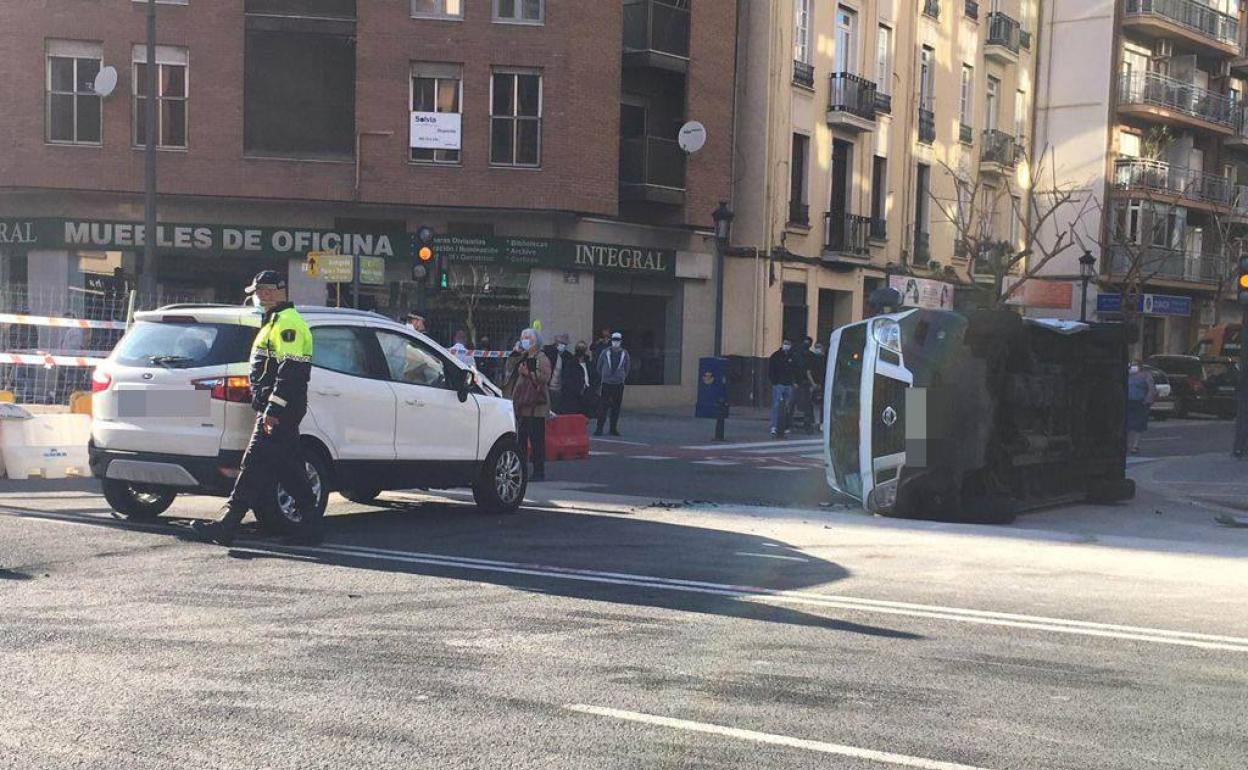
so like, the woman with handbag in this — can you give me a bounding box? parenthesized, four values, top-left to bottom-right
(505, 328, 553, 481)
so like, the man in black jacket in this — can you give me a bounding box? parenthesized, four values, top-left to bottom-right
(768, 338, 796, 438)
(191, 271, 318, 546)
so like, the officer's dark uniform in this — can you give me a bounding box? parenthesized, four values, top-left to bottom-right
(192, 271, 317, 544)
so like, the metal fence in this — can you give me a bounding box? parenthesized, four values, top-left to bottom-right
(0, 283, 198, 406)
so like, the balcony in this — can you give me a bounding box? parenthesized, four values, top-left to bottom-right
(918, 102, 936, 144)
(870, 216, 888, 241)
(1122, 0, 1239, 57)
(1117, 71, 1235, 135)
(793, 60, 815, 89)
(964, 0, 979, 21)
(1113, 157, 1240, 212)
(824, 211, 871, 260)
(1226, 105, 1248, 150)
(913, 229, 932, 265)
(826, 73, 878, 132)
(959, 123, 974, 144)
(980, 129, 1019, 175)
(923, 0, 940, 19)
(985, 13, 1022, 63)
(1106, 245, 1226, 287)
(1231, 52, 1248, 80)
(622, 0, 690, 73)
(789, 201, 811, 227)
(619, 135, 686, 205)
(875, 92, 893, 115)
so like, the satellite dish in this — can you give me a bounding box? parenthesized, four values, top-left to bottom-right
(93, 66, 118, 98)
(678, 121, 707, 154)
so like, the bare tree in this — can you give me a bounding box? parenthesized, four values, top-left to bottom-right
(1201, 192, 1245, 328)
(442, 263, 510, 344)
(929, 143, 1096, 309)
(1087, 190, 1182, 337)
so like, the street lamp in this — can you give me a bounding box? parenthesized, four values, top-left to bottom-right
(711, 201, 734, 441)
(1079, 249, 1096, 323)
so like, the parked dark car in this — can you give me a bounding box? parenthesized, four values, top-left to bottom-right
(1140, 364, 1174, 419)
(1146, 355, 1240, 419)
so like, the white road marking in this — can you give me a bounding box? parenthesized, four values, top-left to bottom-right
(692, 460, 740, 466)
(734, 551, 809, 562)
(7, 506, 1248, 653)
(760, 466, 810, 472)
(628, 455, 673, 461)
(565, 705, 997, 770)
(592, 438, 648, 446)
(683, 438, 823, 451)
(1126, 457, 1159, 465)
(742, 444, 826, 455)
(588, 451, 613, 457)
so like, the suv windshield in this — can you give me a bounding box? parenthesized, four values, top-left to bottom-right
(828, 323, 867, 498)
(113, 322, 256, 369)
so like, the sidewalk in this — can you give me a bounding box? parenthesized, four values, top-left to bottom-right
(589, 405, 785, 448)
(1135, 452, 1248, 513)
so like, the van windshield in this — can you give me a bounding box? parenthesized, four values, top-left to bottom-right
(828, 323, 867, 498)
(113, 322, 255, 369)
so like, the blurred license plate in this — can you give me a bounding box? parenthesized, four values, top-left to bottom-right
(118, 390, 211, 418)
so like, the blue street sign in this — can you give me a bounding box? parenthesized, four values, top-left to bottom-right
(1095, 293, 1191, 317)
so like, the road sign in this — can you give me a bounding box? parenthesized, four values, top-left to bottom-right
(358, 255, 385, 285)
(313, 253, 355, 283)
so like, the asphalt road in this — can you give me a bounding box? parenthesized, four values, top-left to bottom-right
(2, 481, 1246, 770)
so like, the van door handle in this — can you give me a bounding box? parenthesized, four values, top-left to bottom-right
(315, 387, 342, 397)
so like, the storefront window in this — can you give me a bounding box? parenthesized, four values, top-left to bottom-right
(593, 278, 683, 386)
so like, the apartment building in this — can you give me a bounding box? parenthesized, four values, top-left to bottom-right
(730, 0, 1040, 386)
(1036, 0, 1244, 356)
(0, 0, 734, 407)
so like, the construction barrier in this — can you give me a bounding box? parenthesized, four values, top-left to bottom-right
(0, 312, 128, 330)
(545, 413, 590, 461)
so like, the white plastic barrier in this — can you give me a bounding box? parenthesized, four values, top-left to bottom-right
(0, 414, 91, 479)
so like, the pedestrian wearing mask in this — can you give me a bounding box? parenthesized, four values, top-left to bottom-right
(595, 332, 630, 436)
(809, 339, 827, 430)
(506, 328, 552, 481)
(791, 337, 818, 434)
(768, 338, 796, 438)
(571, 341, 594, 416)
(1126, 361, 1156, 454)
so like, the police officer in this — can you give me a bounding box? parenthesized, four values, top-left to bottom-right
(190, 271, 319, 546)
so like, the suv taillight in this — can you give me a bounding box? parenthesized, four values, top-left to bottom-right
(1188, 376, 1204, 393)
(91, 369, 112, 393)
(193, 376, 251, 403)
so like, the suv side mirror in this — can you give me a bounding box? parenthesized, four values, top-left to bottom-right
(453, 367, 474, 403)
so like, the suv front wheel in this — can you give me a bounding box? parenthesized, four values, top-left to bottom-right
(101, 479, 177, 521)
(473, 437, 526, 514)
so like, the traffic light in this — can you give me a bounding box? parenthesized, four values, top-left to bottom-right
(1239, 253, 1248, 306)
(411, 225, 436, 283)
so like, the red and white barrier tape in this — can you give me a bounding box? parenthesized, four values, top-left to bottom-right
(466, 350, 510, 359)
(0, 352, 105, 367)
(0, 312, 128, 330)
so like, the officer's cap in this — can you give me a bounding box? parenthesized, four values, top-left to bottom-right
(245, 270, 287, 294)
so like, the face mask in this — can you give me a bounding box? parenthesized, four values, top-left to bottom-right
(813, 347, 823, 356)
(782, 344, 792, 352)
(557, 343, 567, 353)
(611, 341, 622, 348)
(520, 338, 533, 351)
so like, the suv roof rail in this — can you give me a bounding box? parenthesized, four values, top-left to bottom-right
(152, 303, 242, 311)
(296, 305, 396, 321)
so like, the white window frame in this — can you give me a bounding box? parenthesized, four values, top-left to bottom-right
(410, 62, 463, 165)
(132, 45, 189, 150)
(490, 69, 542, 167)
(795, 0, 812, 64)
(960, 64, 974, 129)
(1009, 195, 1021, 247)
(986, 76, 1001, 132)
(918, 46, 935, 108)
(411, 0, 463, 19)
(875, 25, 893, 95)
(493, 0, 544, 25)
(46, 40, 104, 146)
(1014, 89, 1026, 140)
(835, 6, 858, 75)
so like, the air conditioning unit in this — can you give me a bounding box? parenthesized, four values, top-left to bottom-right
(1153, 39, 1174, 59)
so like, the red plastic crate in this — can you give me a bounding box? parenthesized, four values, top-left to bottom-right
(545, 413, 589, 461)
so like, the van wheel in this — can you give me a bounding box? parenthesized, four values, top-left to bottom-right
(102, 479, 176, 521)
(473, 438, 526, 514)
(339, 486, 382, 505)
(1087, 478, 1136, 504)
(254, 450, 331, 535)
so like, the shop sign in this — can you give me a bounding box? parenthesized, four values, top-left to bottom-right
(889, 275, 955, 310)
(0, 221, 37, 246)
(433, 235, 676, 277)
(1096, 293, 1192, 317)
(27, 218, 403, 260)
(409, 112, 461, 150)
(1003, 279, 1074, 309)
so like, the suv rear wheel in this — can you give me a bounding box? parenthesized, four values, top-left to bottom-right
(253, 451, 331, 535)
(473, 437, 526, 514)
(101, 479, 176, 521)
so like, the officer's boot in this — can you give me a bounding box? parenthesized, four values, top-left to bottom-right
(188, 504, 245, 546)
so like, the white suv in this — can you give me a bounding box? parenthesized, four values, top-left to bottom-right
(89, 305, 525, 530)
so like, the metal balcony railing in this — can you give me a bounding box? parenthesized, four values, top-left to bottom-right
(875, 92, 893, 115)
(828, 73, 878, 122)
(793, 60, 815, 89)
(913, 229, 931, 265)
(964, 0, 979, 21)
(1124, 0, 1239, 49)
(960, 123, 974, 144)
(789, 201, 811, 227)
(1107, 245, 1225, 285)
(981, 129, 1019, 167)
(1118, 71, 1235, 128)
(923, 0, 940, 19)
(1113, 157, 1236, 208)
(623, 0, 691, 60)
(619, 136, 686, 190)
(870, 216, 888, 241)
(1020, 29, 1032, 50)
(918, 101, 936, 144)
(986, 12, 1022, 54)
(825, 211, 871, 255)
